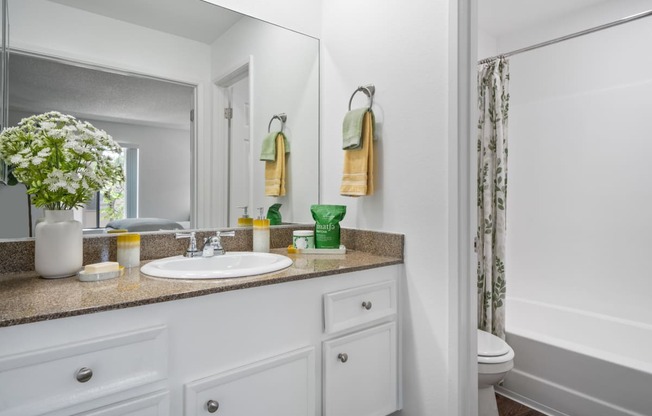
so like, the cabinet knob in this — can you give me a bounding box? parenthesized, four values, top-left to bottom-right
(362, 301, 372, 310)
(75, 367, 93, 383)
(206, 400, 220, 413)
(337, 352, 348, 363)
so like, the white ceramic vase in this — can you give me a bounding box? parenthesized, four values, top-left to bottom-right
(35, 209, 83, 279)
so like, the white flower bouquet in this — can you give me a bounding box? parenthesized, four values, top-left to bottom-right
(0, 111, 125, 210)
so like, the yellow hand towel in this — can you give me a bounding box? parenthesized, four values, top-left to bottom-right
(340, 111, 374, 196)
(265, 133, 287, 196)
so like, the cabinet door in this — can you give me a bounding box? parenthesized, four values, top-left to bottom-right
(72, 391, 169, 416)
(184, 347, 315, 416)
(323, 322, 398, 416)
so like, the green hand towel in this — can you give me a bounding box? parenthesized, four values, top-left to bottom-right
(343, 108, 374, 150)
(260, 131, 290, 161)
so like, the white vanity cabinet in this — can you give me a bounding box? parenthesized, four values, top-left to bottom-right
(322, 281, 399, 416)
(0, 265, 400, 416)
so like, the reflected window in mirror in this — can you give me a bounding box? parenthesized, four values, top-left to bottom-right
(80, 146, 138, 230)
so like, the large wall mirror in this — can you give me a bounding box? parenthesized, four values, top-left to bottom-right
(0, 0, 320, 239)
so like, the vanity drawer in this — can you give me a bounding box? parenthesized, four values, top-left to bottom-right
(0, 325, 168, 416)
(324, 280, 397, 334)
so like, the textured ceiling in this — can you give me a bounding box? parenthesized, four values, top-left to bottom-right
(9, 53, 194, 129)
(19, 0, 246, 128)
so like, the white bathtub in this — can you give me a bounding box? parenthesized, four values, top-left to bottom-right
(498, 297, 652, 416)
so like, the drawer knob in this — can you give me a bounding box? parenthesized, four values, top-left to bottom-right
(337, 352, 348, 363)
(362, 301, 372, 310)
(207, 400, 220, 413)
(75, 367, 93, 383)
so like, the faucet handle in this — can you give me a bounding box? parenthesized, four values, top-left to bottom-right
(203, 231, 235, 256)
(216, 230, 236, 238)
(175, 231, 201, 257)
(175, 231, 196, 240)
(204, 231, 235, 245)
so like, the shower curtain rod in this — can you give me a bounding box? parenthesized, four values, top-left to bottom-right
(478, 9, 652, 64)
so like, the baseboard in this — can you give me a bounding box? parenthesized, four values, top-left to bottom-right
(500, 369, 647, 416)
(495, 386, 567, 416)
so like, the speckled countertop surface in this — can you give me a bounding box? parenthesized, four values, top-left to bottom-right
(0, 248, 402, 328)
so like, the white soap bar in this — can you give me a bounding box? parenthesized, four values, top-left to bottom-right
(84, 261, 120, 274)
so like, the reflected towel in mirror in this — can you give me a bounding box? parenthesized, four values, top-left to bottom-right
(260, 131, 290, 161)
(264, 133, 288, 196)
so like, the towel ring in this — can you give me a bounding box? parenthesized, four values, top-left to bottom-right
(348, 84, 375, 111)
(268, 113, 287, 133)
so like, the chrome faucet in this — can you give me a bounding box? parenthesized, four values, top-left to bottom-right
(175, 231, 202, 258)
(202, 231, 236, 257)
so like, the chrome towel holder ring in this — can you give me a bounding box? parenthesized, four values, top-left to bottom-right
(268, 113, 287, 133)
(348, 84, 375, 111)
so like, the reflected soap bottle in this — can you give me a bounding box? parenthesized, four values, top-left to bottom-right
(253, 207, 270, 253)
(237, 206, 253, 227)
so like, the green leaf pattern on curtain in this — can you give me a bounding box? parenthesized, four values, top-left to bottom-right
(477, 57, 509, 339)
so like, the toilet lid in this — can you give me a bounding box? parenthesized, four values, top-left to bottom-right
(477, 329, 510, 357)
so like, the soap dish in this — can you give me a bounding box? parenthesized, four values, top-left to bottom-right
(78, 266, 125, 282)
(288, 245, 346, 255)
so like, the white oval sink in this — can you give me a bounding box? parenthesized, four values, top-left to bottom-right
(140, 252, 293, 279)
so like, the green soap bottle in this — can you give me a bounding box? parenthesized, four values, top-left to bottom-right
(267, 203, 283, 226)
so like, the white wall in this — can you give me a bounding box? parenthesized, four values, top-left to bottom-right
(321, 0, 454, 414)
(477, 27, 497, 60)
(7, 0, 213, 227)
(0, 181, 33, 239)
(209, 0, 461, 413)
(211, 17, 319, 224)
(503, 4, 652, 325)
(88, 120, 191, 222)
(202, 0, 322, 38)
(496, 0, 652, 55)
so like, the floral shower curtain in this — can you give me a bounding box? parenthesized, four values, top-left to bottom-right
(477, 57, 509, 339)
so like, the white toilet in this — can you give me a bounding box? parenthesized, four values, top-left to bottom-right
(477, 329, 515, 416)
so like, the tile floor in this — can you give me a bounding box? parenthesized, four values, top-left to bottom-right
(496, 394, 546, 416)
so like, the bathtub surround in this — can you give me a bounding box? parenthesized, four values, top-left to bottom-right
(498, 297, 652, 416)
(476, 57, 510, 339)
(478, 3, 652, 414)
(480, 0, 652, 326)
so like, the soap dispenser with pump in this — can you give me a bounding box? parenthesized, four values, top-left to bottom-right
(253, 207, 270, 252)
(237, 206, 253, 227)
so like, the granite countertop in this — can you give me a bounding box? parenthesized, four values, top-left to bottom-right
(0, 248, 402, 328)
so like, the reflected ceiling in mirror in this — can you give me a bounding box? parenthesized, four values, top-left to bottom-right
(0, 0, 320, 239)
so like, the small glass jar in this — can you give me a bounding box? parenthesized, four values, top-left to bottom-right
(117, 233, 140, 268)
(293, 230, 315, 250)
